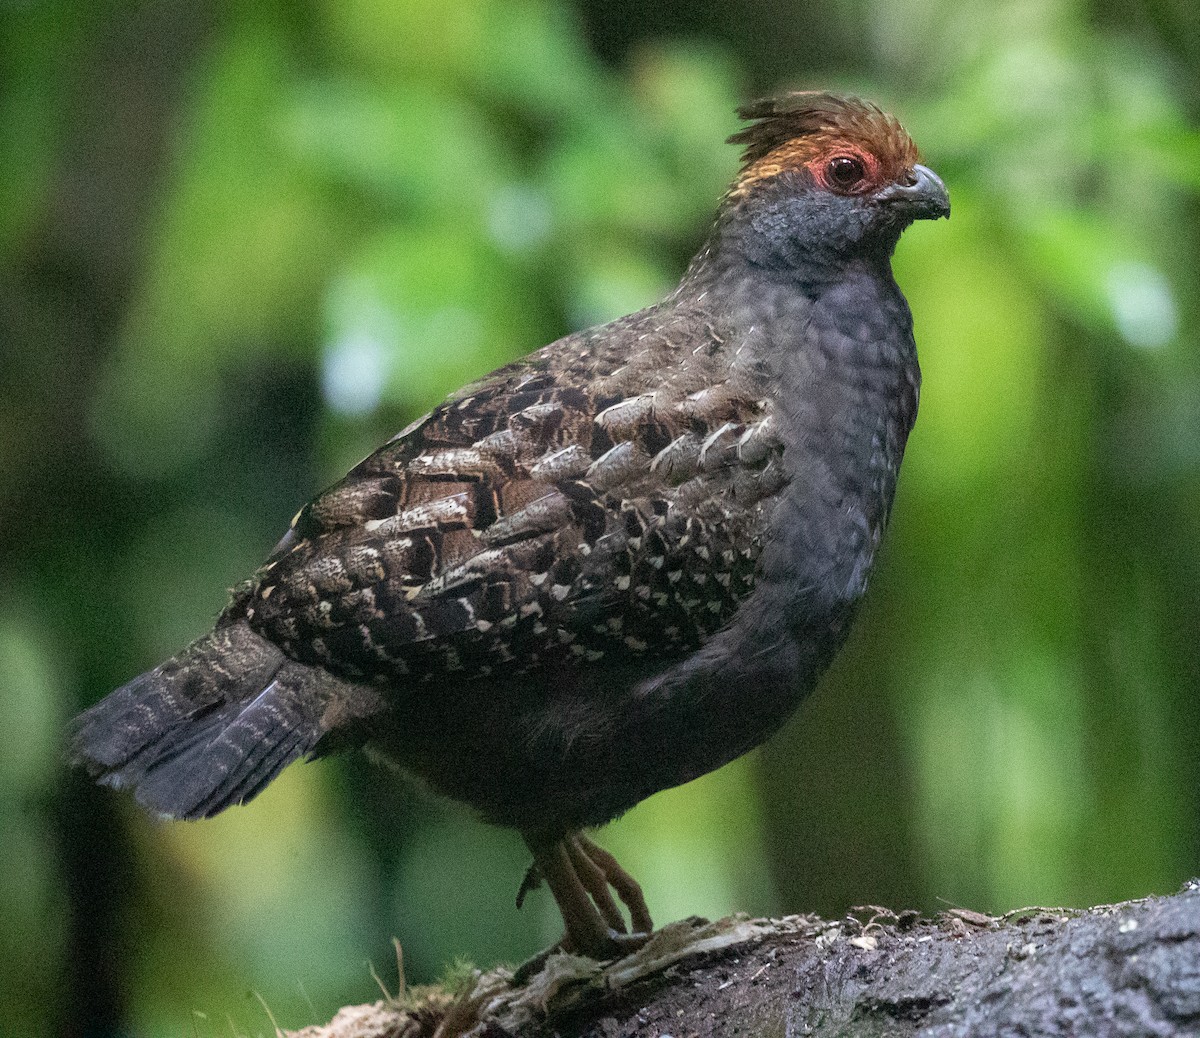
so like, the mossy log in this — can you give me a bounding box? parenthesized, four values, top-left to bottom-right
(289, 881, 1200, 1038)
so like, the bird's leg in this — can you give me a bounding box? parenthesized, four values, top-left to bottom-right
(523, 835, 651, 961)
(578, 834, 654, 935)
(565, 836, 628, 934)
(525, 839, 612, 957)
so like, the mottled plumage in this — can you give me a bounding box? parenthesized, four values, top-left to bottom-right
(72, 92, 949, 958)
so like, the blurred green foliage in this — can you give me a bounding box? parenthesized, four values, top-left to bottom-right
(1, 0, 1198, 1034)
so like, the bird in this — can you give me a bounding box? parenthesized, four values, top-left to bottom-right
(72, 91, 949, 961)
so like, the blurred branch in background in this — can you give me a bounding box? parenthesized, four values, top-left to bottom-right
(0, 0, 1197, 1034)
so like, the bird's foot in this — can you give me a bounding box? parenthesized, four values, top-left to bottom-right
(521, 832, 654, 964)
(574, 834, 653, 935)
(511, 926, 650, 986)
(561, 925, 651, 958)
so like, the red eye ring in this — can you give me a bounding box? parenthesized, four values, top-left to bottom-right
(826, 154, 867, 190)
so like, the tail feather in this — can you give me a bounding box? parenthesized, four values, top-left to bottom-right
(71, 622, 382, 820)
(205, 725, 309, 817)
(153, 680, 315, 820)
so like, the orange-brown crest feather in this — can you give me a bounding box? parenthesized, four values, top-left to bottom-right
(727, 92, 920, 194)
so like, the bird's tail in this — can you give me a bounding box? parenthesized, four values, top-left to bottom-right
(70, 621, 381, 820)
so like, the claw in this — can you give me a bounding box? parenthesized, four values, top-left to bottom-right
(515, 862, 543, 910)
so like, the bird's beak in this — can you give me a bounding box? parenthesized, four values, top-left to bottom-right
(879, 164, 950, 220)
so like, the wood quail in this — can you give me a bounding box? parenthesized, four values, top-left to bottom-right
(72, 92, 949, 959)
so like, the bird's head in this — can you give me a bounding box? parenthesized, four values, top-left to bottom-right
(718, 92, 949, 271)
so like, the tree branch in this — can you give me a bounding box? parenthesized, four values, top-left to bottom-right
(288, 881, 1200, 1038)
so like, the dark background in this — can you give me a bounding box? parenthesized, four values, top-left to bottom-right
(2, 0, 1198, 1034)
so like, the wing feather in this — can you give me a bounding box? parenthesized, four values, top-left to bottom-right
(236, 308, 785, 687)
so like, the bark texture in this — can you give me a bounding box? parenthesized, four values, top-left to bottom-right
(288, 881, 1200, 1038)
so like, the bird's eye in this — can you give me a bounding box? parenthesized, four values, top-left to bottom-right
(826, 155, 867, 190)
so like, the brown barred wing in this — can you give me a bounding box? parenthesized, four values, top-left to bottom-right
(238, 318, 787, 692)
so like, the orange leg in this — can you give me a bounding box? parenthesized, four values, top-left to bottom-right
(522, 833, 654, 960)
